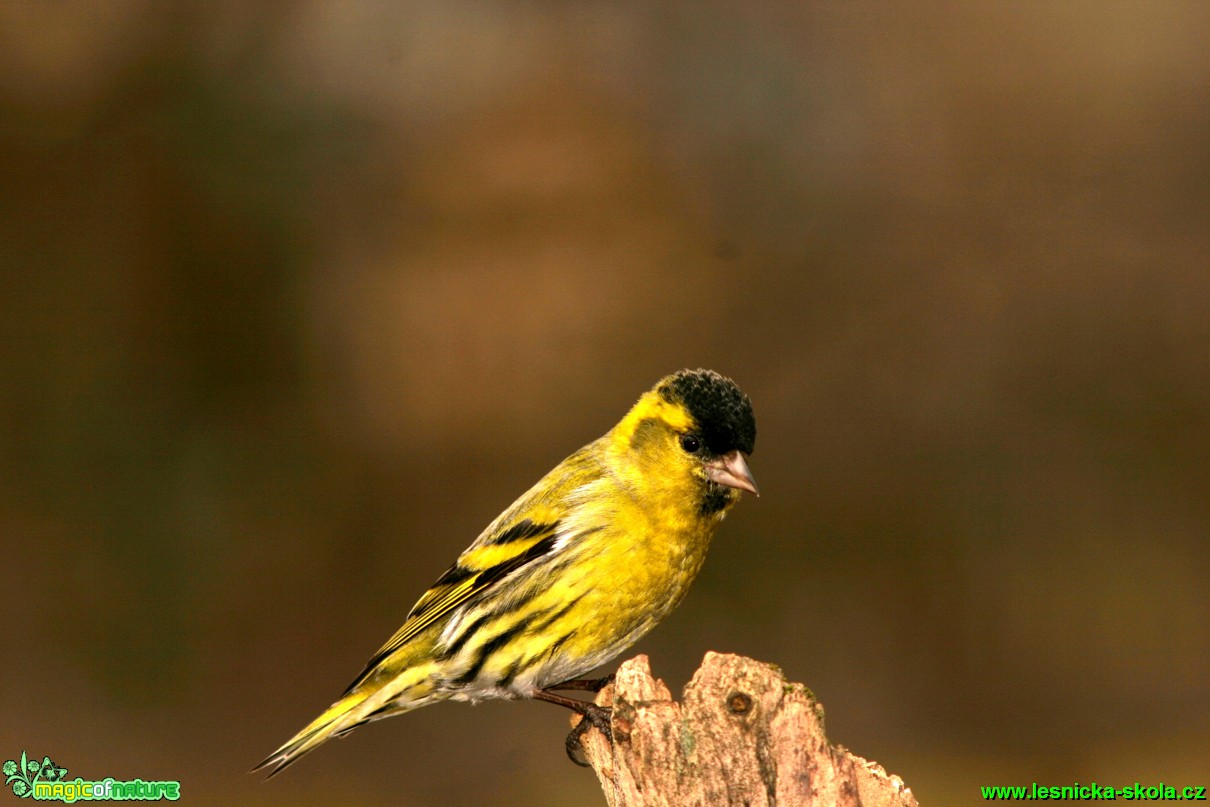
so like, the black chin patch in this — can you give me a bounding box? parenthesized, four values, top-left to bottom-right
(700, 482, 734, 515)
(658, 369, 756, 456)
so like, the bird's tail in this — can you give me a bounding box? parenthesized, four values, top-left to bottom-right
(253, 660, 440, 778)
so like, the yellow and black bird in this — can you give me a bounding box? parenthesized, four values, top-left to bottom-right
(256, 368, 757, 775)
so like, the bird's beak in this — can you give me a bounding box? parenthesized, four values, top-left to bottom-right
(705, 450, 759, 496)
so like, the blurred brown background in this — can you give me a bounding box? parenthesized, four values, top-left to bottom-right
(3, 2, 1208, 804)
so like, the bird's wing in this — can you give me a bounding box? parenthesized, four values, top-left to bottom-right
(341, 444, 605, 695)
(341, 517, 561, 694)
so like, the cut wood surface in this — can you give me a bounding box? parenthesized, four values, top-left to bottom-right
(575, 653, 918, 807)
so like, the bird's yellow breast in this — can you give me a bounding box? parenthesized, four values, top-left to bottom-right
(520, 449, 723, 673)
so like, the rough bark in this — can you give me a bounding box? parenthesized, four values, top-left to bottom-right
(575, 653, 918, 807)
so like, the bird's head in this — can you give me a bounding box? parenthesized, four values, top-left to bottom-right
(611, 369, 757, 516)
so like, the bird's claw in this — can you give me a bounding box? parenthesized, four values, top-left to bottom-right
(565, 703, 613, 767)
(586, 674, 615, 693)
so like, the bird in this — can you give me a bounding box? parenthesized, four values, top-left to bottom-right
(255, 368, 757, 776)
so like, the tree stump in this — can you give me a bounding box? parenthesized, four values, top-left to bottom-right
(575, 653, 918, 807)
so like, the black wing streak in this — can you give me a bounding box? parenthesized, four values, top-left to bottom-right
(343, 533, 561, 694)
(484, 518, 553, 546)
(453, 620, 532, 685)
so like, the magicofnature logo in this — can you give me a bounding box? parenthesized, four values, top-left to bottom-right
(3, 751, 179, 802)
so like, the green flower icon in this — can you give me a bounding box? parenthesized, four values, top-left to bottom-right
(4, 751, 68, 798)
(5, 752, 45, 798)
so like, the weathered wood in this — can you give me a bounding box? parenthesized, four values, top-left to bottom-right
(575, 653, 918, 807)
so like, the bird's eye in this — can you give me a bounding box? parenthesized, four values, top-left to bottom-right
(679, 433, 701, 454)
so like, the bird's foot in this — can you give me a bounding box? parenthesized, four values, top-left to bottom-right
(531, 687, 615, 767)
(565, 703, 613, 767)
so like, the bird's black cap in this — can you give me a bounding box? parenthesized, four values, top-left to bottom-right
(658, 369, 756, 456)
